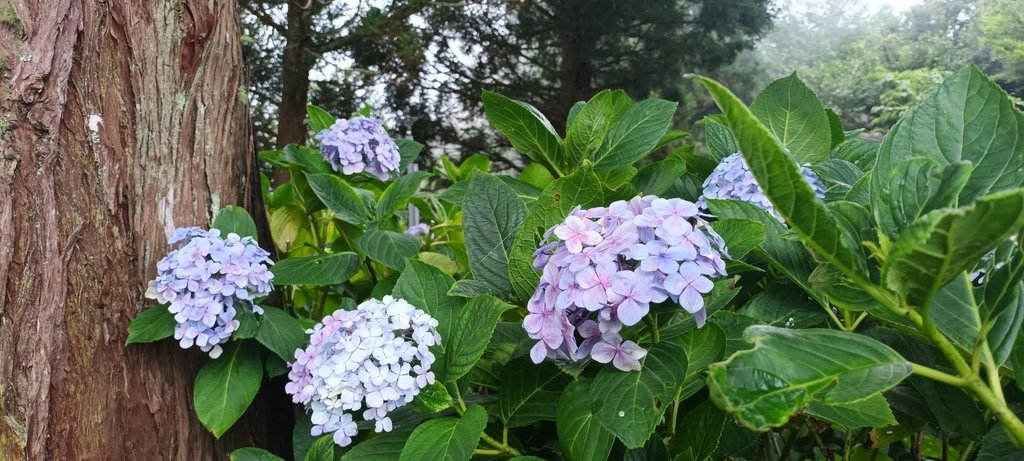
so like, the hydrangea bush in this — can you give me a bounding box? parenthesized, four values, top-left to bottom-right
(129, 67, 1024, 461)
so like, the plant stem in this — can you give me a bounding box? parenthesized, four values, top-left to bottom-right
(823, 304, 846, 330)
(481, 432, 523, 457)
(910, 363, 967, 387)
(451, 382, 467, 414)
(473, 448, 503, 456)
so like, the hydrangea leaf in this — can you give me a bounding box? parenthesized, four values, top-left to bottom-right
(632, 156, 686, 196)
(255, 307, 306, 362)
(394, 259, 464, 378)
(703, 115, 738, 162)
(736, 283, 826, 329)
(669, 400, 727, 461)
(193, 341, 263, 437)
(697, 76, 866, 278)
(411, 382, 454, 414)
(592, 98, 677, 171)
(457, 174, 527, 295)
(707, 326, 911, 431)
(872, 66, 1024, 240)
(125, 304, 175, 345)
(882, 188, 1024, 306)
(520, 162, 555, 189)
(589, 341, 688, 448)
(482, 90, 564, 175)
(377, 171, 432, 221)
(441, 294, 513, 382)
(813, 159, 864, 203)
(826, 108, 845, 149)
(355, 230, 422, 270)
(977, 424, 1019, 461)
(509, 165, 604, 299)
(306, 173, 373, 225)
(230, 447, 285, 461)
(805, 392, 897, 428)
(344, 429, 413, 461)
(830, 138, 879, 172)
(306, 104, 335, 133)
(398, 404, 487, 461)
(708, 218, 764, 259)
(557, 379, 615, 461)
(499, 358, 571, 427)
(303, 436, 334, 461)
(270, 252, 360, 285)
(212, 205, 258, 240)
(564, 89, 632, 165)
(750, 73, 832, 164)
(930, 274, 981, 351)
(395, 138, 424, 171)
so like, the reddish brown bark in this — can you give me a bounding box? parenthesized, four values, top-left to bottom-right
(0, 1, 278, 459)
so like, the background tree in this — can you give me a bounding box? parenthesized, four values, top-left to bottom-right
(0, 0, 284, 458)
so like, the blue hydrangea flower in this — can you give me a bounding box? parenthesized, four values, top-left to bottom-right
(698, 152, 825, 220)
(525, 196, 729, 371)
(285, 296, 440, 447)
(405, 223, 430, 237)
(315, 117, 402, 180)
(145, 227, 274, 358)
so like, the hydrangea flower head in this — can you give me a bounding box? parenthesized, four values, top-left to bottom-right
(405, 223, 430, 237)
(145, 227, 274, 358)
(285, 296, 441, 447)
(525, 196, 728, 372)
(315, 117, 402, 180)
(698, 152, 825, 220)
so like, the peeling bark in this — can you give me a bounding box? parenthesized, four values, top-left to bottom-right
(0, 1, 280, 459)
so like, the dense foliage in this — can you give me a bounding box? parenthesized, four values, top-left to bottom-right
(129, 65, 1024, 460)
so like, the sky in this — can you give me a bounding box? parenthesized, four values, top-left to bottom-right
(859, 0, 923, 13)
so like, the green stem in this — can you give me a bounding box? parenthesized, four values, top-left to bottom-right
(473, 448, 503, 456)
(967, 378, 1024, 447)
(980, 340, 1007, 404)
(450, 382, 467, 414)
(481, 432, 523, 457)
(849, 311, 869, 330)
(823, 304, 846, 330)
(911, 363, 967, 387)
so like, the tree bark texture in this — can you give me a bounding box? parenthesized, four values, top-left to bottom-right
(0, 1, 278, 459)
(275, 0, 314, 151)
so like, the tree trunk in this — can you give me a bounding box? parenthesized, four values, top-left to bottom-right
(556, 0, 595, 133)
(271, 0, 315, 185)
(0, 1, 280, 459)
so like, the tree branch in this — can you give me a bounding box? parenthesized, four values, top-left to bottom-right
(244, 4, 287, 36)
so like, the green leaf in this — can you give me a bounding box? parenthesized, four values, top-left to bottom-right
(304, 436, 334, 461)
(194, 341, 263, 437)
(482, 90, 564, 173)
(633, 156, 686, 196)
(986, 290, 1024, 366)
(499, 358, 570, 427)
(126, 306, 175, 345)
(977, 424, 1019, 461)
(676, 323, 726, 376)
(213, 205, 258, 240)
(883, 189, 1024, 305)
(411, 382, 454, 414)
(255, 307, 306, 362)
(356, 230, 422, 270)
(872, 66, 1024, 239)
(707, 326, 911, 431)
(459, 174, 527, 294)
(234, 305, 259, 339)
(285, 144, 332, 176)
(590, 342, 688, 448)
(565, 90, 632, 164)
(826, 108, 845, 149)
(230, 448, 285, 461)
(709, 218, 764, 260)
(417, 251, 458, 276)
(344, 429, 412, 461)
(592, 99, 678, 171)
(393, 259, 463, 375)
(697, 75, 865, 278)
(831, 138, 879, 171)
(736, 283, 826, 329)
(269, 205, 309, 252)
(509, 165, 604, 298)
(930, 274, 981, 351)
(442, 294, 512, 382)
(271, 252, 361, 285)
(670, 400, 727, 461)
(702, 115, 738, 162)
(306, 174, 373, 225)
(814, 159, 865, 203)
(805, 393, 897, 428)
(520, 163, 555, 189)
(306, 104, 335, 132)
(396, 138, 424, 170)
(398, 404, 487, 461)
(557, 379, 615, 461)
(750, 73, 831, 163)
(377, 171, 432, 221)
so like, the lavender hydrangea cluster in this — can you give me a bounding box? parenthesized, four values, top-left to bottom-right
(405, 223, 430, 237)
(315, 117, 401, 180)
(698, 152, 826, 220)
(525, 196, 728, 372)
(285, 296, 440, 447)
(145, 227, 274, 359)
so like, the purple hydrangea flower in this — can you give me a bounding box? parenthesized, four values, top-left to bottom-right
(285, 296, 440, 447)
(524, 196, 729, 372)
(145, 227, 274, 358)
(315, 117, 402, 180)
(698, 152, 825, 220)
(405, 223, 430, 237)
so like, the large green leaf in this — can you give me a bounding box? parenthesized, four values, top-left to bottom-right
(670, 400, 727, 461)
(590, 342, 688, 448)
(393, 260, 463, 379)
(750, 73, 832, 163)
(632, 156, 686, 196)
(697, 76, 865, 278)
(482, 90, 563, 174)
(355, 230, 422, 270)
(709, 218, 764, 260)
(977, 424, 1020, 461)
(255, 307, 307, 362)
(306, 173, 373, 225)
(125, 305, 175, 345)
(872, 66, 1024, 239)
(213, 205, 258, 240)
(564, 90, 632, 165)
(707, 326, 911, 431)
(557, 379, 615, 461)
(882, 188, 1024, 306)
(930, 274, 981, 351)
(736, 283, 826, 329)
(396, 138, 424, 170)
(499, 358, 570, 427)
(441, 295, 512, 382)
(455, 174, 527, 295)
(230, 448, 285, 461)
(270, 252, 361, 285)
(194, 341, 263, 437)
(304, 436, 334, 461)
(306, 104, 335, 132)
(509, 165, 604, 299)
(592, 99, 677, 171)
(805, 393, 897, 428)
(377, 171, 431, 221)
(702, 115, 738, 161)
(344, 429, 412, 461)
(398, 404, 487, 461)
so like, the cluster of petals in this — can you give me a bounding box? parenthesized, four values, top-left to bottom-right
(315, 117, 401, 180)
(525, 195, 728, 371)
(698, 152, 826, 220)
(285, 296, 441, 447)
(145, 227, 274, 358)
(405, 223, 430, 237)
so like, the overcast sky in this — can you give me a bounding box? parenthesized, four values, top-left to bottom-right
(858, 0, 923, 12)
